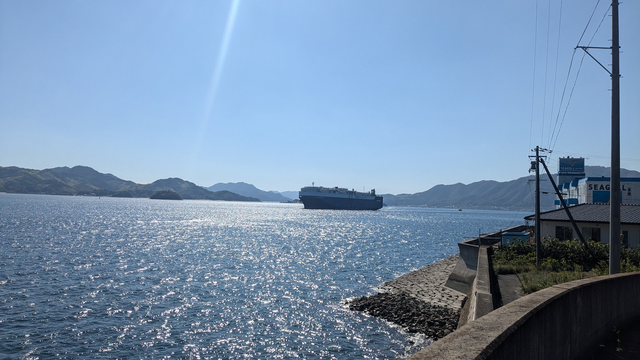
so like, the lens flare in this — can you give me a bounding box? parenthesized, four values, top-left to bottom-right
(191, 0, 241, 168)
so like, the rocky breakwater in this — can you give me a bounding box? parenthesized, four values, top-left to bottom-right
(348, 255, 465, 340)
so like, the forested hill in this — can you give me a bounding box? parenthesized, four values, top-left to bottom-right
(382, 166, 640, 211)
(3, 165, 638, 209)
(207, 182, 293, 202)
(0, 166, 259, 202)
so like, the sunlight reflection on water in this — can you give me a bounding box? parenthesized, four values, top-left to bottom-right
(0, 194, 525, 358)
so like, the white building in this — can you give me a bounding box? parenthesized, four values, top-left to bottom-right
(555, 177, 640, 207)
(554, 157, 640, 207)
(525, 204, 640, 248)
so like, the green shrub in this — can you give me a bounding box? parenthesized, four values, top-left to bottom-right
(622, 258, 640, 273)
(493, 240, 535, 265)
(492, 237, 640, 293)
(622, 246, 640, 268)
(494, 238, 620, 273)
(540, 258, 563, 272)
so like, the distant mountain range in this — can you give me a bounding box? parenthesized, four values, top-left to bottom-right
(2, 165, 638, 210)
(382, 166, 640, 211)
(0, 166, 259, 202)
(207, 182, 294, 202)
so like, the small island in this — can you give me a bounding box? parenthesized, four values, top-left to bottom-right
(150, 189, 183, 200)
(112, 190, 134, 198)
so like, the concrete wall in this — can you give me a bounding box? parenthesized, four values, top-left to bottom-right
(445, 256, 477, 296)
(450, 226, 528, 306)
(458, 239, 480, 271)
(457, 226, 530, 271)
(464, 246, 495, 324)
(449, 227, 527, 326)
(410, 272, 640, 360)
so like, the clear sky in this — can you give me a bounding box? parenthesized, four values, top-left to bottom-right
(1, 1, 639, 195)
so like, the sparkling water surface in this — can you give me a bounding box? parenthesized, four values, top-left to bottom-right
(0, 194, 526, 359)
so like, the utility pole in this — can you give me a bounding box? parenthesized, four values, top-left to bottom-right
(575, 0, 621, 274)
(610, 0, 621, 274)
(529, 146, 544, 268)
(535, 147, 541, 268)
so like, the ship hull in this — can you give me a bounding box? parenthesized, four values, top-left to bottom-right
(299, 195, 383, 210)
(298, 186, 383, 210)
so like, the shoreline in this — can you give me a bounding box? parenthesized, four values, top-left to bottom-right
(347, 255, 466, 340)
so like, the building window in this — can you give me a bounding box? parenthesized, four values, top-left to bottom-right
(555, 226, 573, 241)
(582, 227, 601, 242)
(622, 230, 629, 248)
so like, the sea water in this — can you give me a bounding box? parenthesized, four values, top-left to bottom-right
(0, 194, 527, 359)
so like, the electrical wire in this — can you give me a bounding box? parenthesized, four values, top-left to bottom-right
(550, 50, 585, 152)
(577, 0, 602, 45)
(528, 0, 540, 153)
(507, 181, 536, 228)
(548, 1, 610, 152)
(546, 0, 564, 150)
(552, 150, 640, 163)
(540, 0, 553, 146)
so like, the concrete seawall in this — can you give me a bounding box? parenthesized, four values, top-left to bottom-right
(410, 272, 640, 359)
(446, 227, 527, 327)
(464, 246, 495, 324)
(445, 226, 526, 297)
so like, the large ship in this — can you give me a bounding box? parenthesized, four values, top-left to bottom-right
(298, 186, 383, 210)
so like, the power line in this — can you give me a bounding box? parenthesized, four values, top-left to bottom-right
(552, 150, 640, 163)
(540, 0, 553, 146)
(550, 50, 585, 151)
(549, 1, 610, 151)
(577, 0, 602, 45)
(546, 0, 564, 150)
(528, 0, 540, 153)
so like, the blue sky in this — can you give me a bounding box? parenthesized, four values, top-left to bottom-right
(1, 1, 639, 195)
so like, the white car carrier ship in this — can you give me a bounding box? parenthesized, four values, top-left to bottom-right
(298, 186, 383, 210)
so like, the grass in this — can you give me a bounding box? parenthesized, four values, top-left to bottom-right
(516, 269, 595, 294)
(494, 262, 597, 294)
(492, 238, 640, 294)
